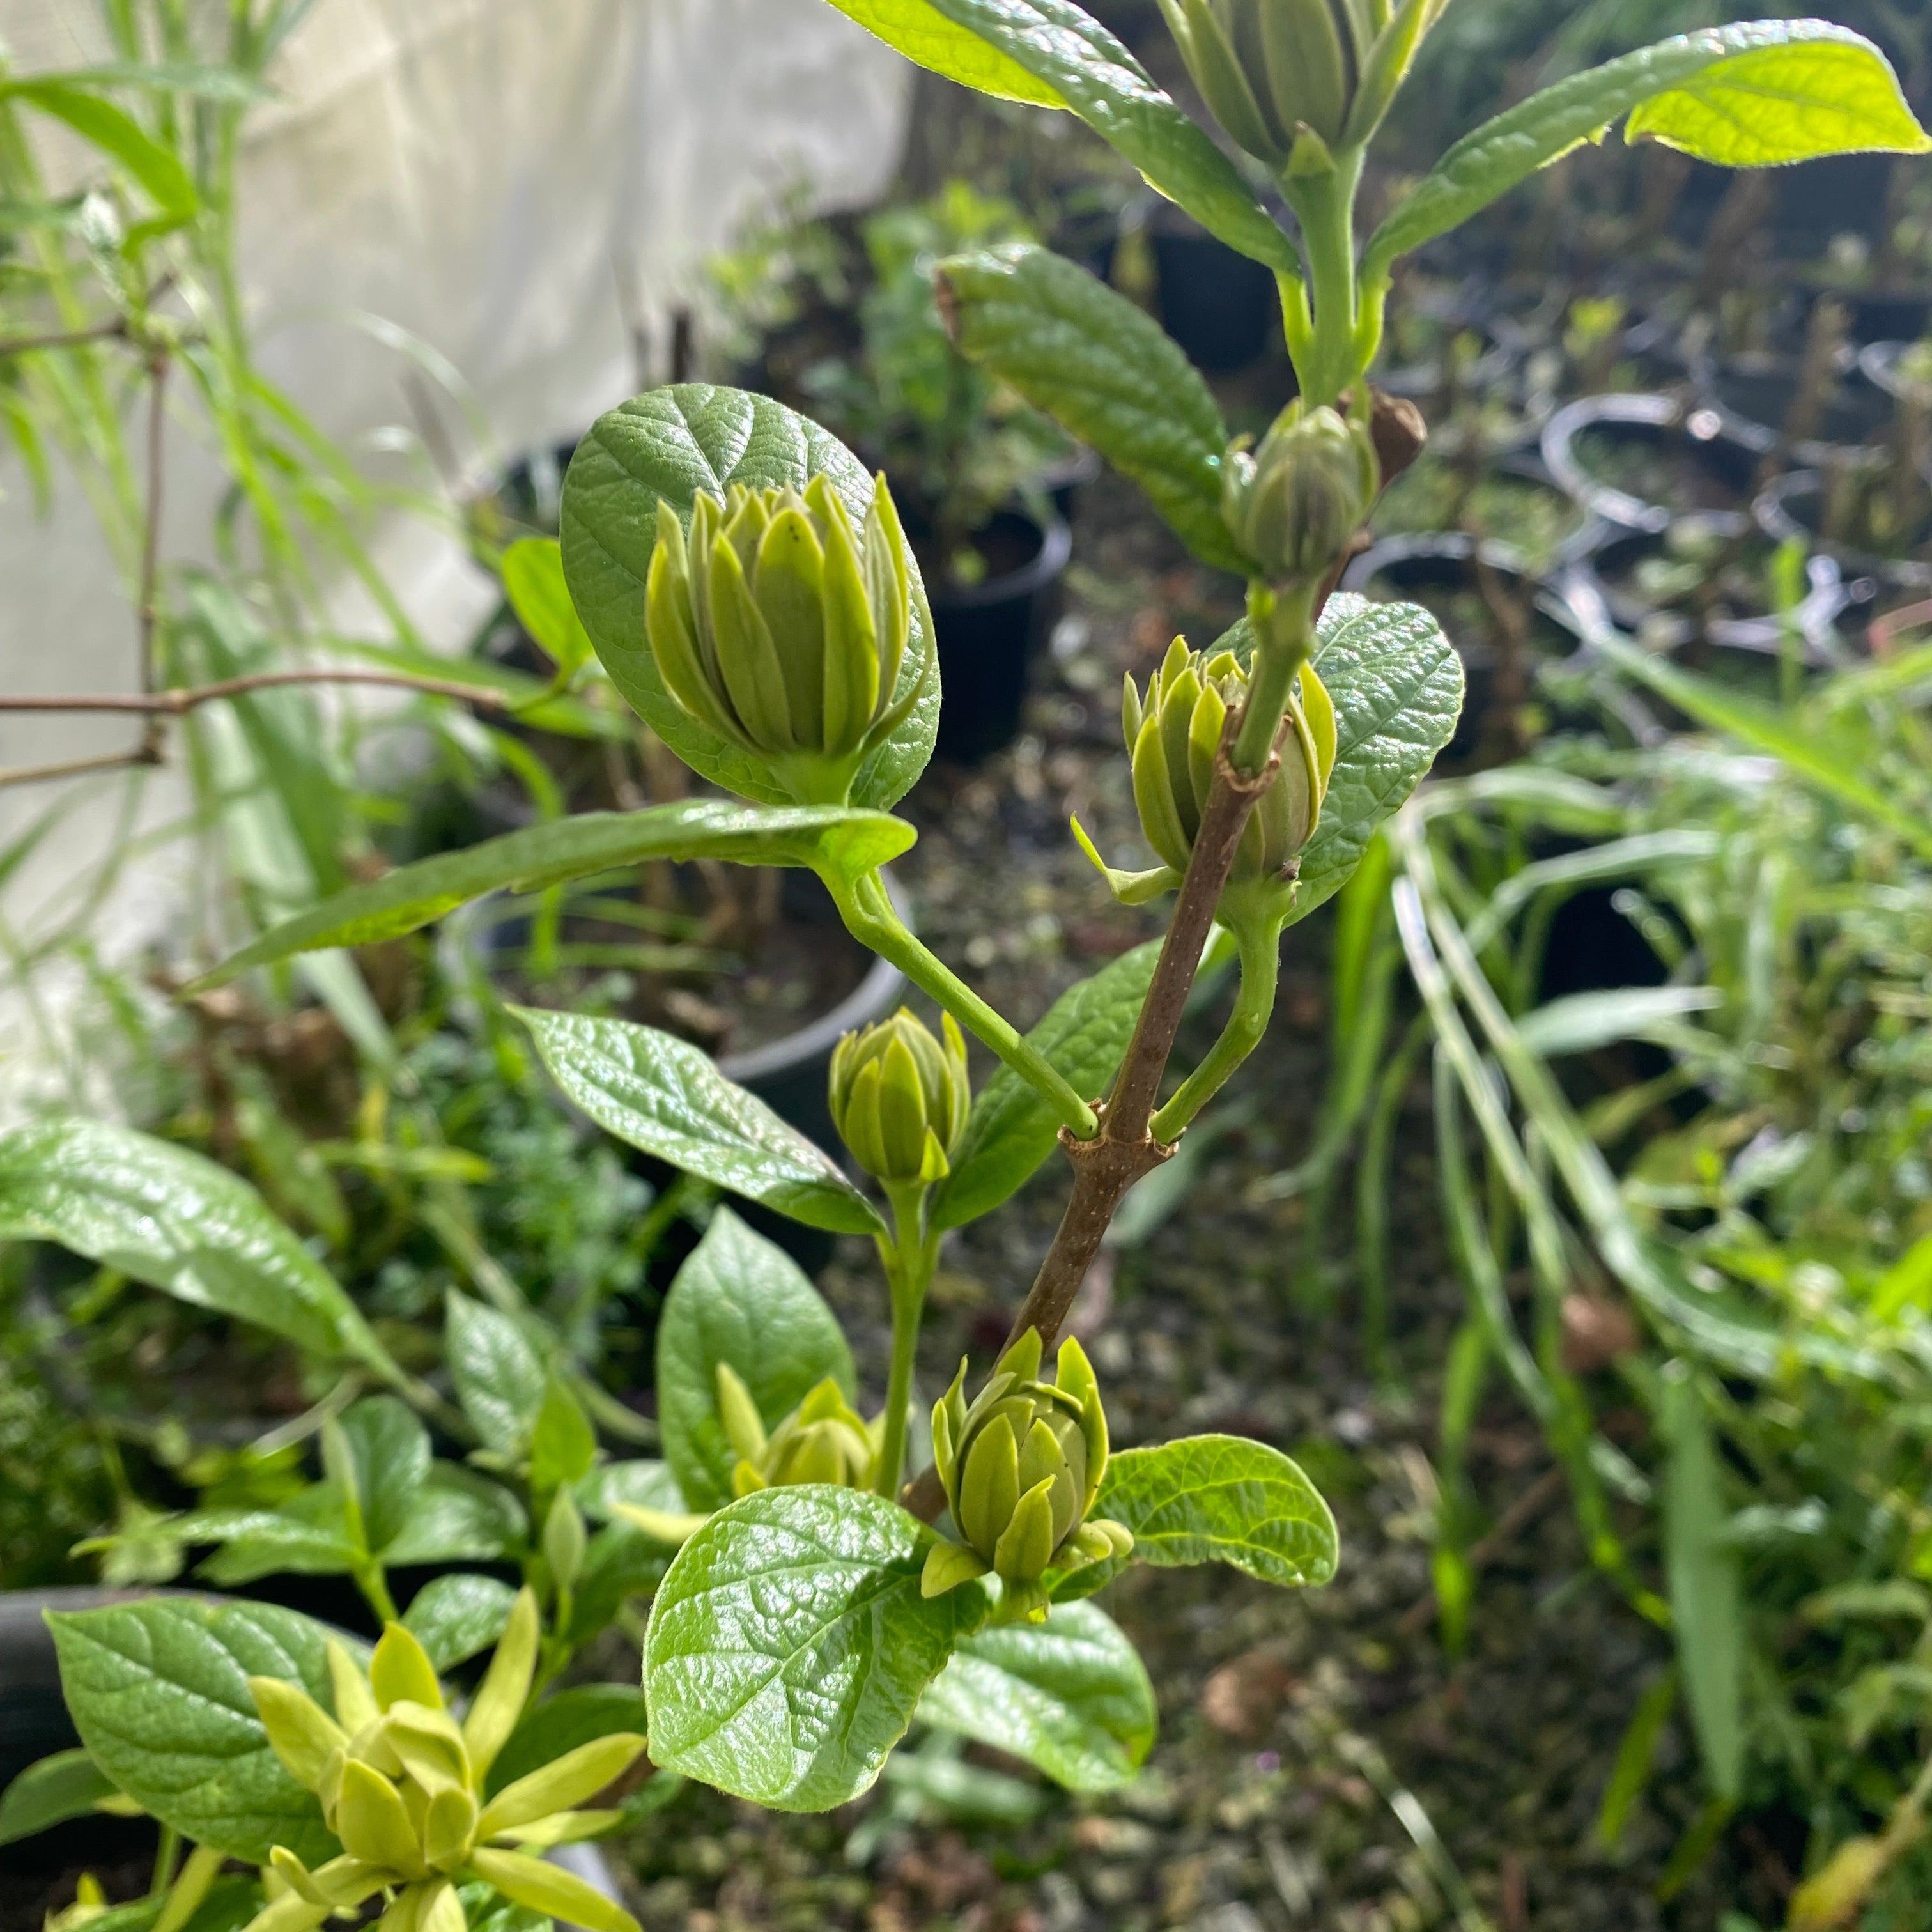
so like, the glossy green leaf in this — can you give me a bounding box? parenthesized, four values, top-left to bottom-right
(934, 940, 1161, 1230)
(0, 1119, 401, 1380)
(917, 0, 1297, 274)
(1660, 1366, 1743, 1804)
(516, 1007, 886, 1236)
(920, 1600, 1155, 1791)
(47, 1596, 343, 1865)
(445, 1292, 548, 1457)
(5, 81, 197, 231)
(189, 1497, 359, 1586)
(0, 1749, 120, 1845)
(502, 536, 594, 674)
(1284, 594, 1463, 926)
(644, 1486, 984, 1811)
(382, 1466, 527, 1566)
(938, 243, 1244, 573)
(1098, 1434, 1339, 1587)
(656, 1207, 857, 1509)
(403, 1573, 521, 1672)
(336, 1396, 431, 1554)
(193, 801, 915, 988)
(568, 1521, 677, 1647)
(560, 385, 940, 808)
(487, 1685, 651, 1798)
(1364, 21, 1929, 283)
(818, 0, 1066, 105)
(530, 1372, 600, 1495)
(578, 1458, 689, 1522)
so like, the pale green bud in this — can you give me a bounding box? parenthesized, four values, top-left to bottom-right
(1079, 638, 1335, 913)
(828, 1007, 971, 1186)
(1222, 401, 1379, 587)
(645, 471, 930, 804)
(332, 1757, 424, 1876)
(728, 1373, 876, 1495)
(249, 1676, 346, 1793)
(368, 1624, 444, 1717)
(461, 1586, 539, 1781)
(1157, 0, 1439, 168)
(543, 1488, 587, 1598)
(476, 1733, 647, 1841)
(924, 1330, 1132, 1619)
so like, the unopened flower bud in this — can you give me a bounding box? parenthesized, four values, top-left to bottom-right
(543, 1488, 587, 1598)
(718, 1363, 877, 1495)
(829, 1007, 971, 1187)
(1222, 401, 1379, 587)
(923, 1330, 1133, 1622)
(1159, 0, 1439, 169)
(645, 472, 930, 804)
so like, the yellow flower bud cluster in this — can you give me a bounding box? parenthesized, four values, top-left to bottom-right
(923, 1329, 1133, 1623)
(243, 1592, 644, 1932)
(716, 1362, 877, 1495)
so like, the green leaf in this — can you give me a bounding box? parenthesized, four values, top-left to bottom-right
(1289, 594, 1464, 926)
(0, 1119, 402, 1380)
(916, 0, 1297, 275)
(486, 1685, 651, 1798)
(382, 1465, 527, 1566)
(1364, 21, 1929, 284)
(934, 940, 1161, 1230)
(656, 1207, 857, 1509)
(82, 1878, 262, 1932)
(446, 1292, 547, 1457)
(568, 1521, 676, 1647)
(938, 243, 1244, 573)
(192, 801, 915, 988)
(4, 81, 197, 231)
(47, 1596, 344, 1865)
(529, 1372, 599, 1495)
(516, 1007, 886, 1237)
(1596, 636, 1932, 864)
(920, 1600, 1155, 1792)
(644, 1485, 984, 1811)
(578, 1458, 688, 1522)
(1660, 1366, 1743, 1804)
(190, 1497, 359, 1586)
(403, 1573, 520, 1672)
(817, 0, 1067, 105)
(336, 1395, 431, 1555)
(502, 537, 594, 675)
(1099, 1435, 1339, 1587)
(0, 1749, 121, 1844)
(560, 385, 940, 809)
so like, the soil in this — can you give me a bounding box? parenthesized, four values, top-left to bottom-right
(589, 466, 1742, 1931)
(1571, 424, 1757, 520)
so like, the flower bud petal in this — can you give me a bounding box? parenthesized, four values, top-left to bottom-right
(334, 1758, 422, 1875)
(470, 1848, 643, 1932)
(327, 1640, 380, 1736)
(249, 1677, 346, 1792)
(959, 1414, 1021, 1557)
(382, 1703, 470, 1797)
(993, 1476, 1059, 1585)
(421, 1787, 479, 1872)
(369, 1626, 442, 1717)
(477, 1733, 647, 1840)
(921, 1540, 991, 1598)
(543, 1488, 588, 1597)
(462, 1586, 539, 1780)
(714, 1361, 768, 1467)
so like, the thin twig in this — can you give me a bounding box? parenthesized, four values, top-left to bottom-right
(0, 316, 129, 358)
(137, 352, 170, 756)
(0, 745, 159, 792)
(0, 669, 514, 716)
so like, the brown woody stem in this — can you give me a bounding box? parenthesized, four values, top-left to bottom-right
(0, 670, 514, 716)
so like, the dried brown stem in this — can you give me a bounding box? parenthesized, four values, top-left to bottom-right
(0, 317, 130, 359)
(137, 353, 170, 757)
(0, 670, 513, 716)
(0, 745, 162, 792)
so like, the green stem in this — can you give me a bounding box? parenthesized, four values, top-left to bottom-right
(1149, 914, 1285, 1142)
(355, 1561, 399, 1625)
(150, 1826, 182, 1898)
(1232, 582, 1319, 774)
(1287, 152, 1364, 408)
(831, 869, 1098, 1138)
(875, 1184, 939, 1499)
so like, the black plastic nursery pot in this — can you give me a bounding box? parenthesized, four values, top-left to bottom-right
(925, 507, 1074, 763)
(1859, 338, 1932, 406)
(1149, 210, 1279, 373)
(1756, 469, 1932, 598)
(1701, 352, 1893, 470)
(1542, 391, 1765, 534)
(1343, 532, 1592, 768)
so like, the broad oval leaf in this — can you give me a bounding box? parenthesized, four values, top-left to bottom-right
(938, 243, 1244, 573)
(578, 1457, 689, 1522)
(934, 939, 1161, 1230)
(0, 1749, 120, 1846)
(1281, 594, 1462, 927)
(917, 0, 1295, 274)
(0, 1119, 399, 1379)
(560, 385, 940, 809)
(192, 801, 915, 989)
(919, 1599, 1155, 1792)
(819, 0, 1067, 105)
(382, 1465, 527, 1566)
(336, 1395, 431, 1556)
(656, 1207, 858, 1509)
(446, 1291, 547, 1458)
(516, 1006, 886, 1237)
(47, 1596, 346, 1865)
(1099, 1434, 1339, 1587)
(403, 1573, 520, 1672)
(1364, 21, 1929, 282)
(643, 1485, 984, 1811)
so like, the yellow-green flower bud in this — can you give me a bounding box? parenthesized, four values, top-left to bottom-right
(828, 1007, 971, 1187)
(1076, 638, 1336, 918)
(718, 1363, 877, 1495)
(645, 471, 929, 804)
(923, 1330, 1133, 1621)
(1157, 0, 1439, 169)
(542, 1488, 587, 1599)
(1222, 401, 1379, 587)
